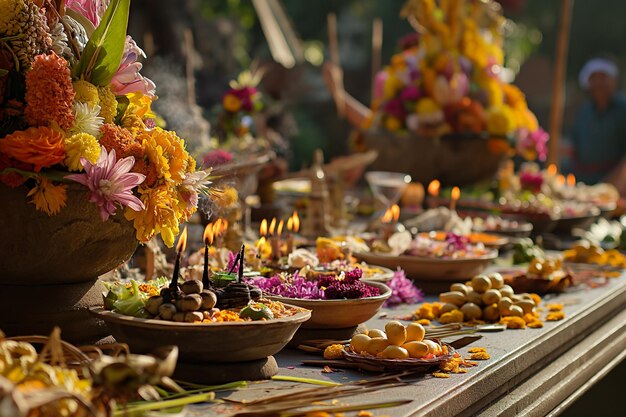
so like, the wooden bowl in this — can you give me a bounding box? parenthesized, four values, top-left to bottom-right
(266, 281, 391, 329)
(354, 252, 497, 282)
(90, 306, 311, 363)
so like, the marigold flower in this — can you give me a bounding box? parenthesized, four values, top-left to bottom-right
(0, 126, 65, 171)
(24, 53, 75, 129)
(138, 127, 189, 184)
(99, 123, 137, 156)
(222, 93, 241, 112)
(323, 344, 344, 360)
(125, 185, 182, 247)
(73, 80, 100, 106)
(27, 177, 67, 215)
(66, 147, 145, 221)
(546, 311, 565, 321)
(439, 309, 464, 324)
(486, 105, 517, 137)
(98, 86, 118, 123)
(213, 186, 239, 210)
(63, 133, 100, 171)
(121, 113, 146, 133)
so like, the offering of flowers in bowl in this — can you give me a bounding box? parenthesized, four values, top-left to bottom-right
(355, 232, 497, 282)
(248, 268, 391, 329)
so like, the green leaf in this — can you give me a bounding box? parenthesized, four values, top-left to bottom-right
(74, 0, 130, 86)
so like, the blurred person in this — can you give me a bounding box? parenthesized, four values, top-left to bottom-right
(570, 57, 626, 186)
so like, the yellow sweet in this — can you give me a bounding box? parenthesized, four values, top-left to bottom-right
(381, 345, 410, 359)
(366, 337, 390, 356)
(350, 334, 371, 353)
(367, 329, 386, 338)
(422, 339, 442, 355)
(403, 341, 429, 358)
(406, 322, 426, 342)
(385, 321, 407, 346)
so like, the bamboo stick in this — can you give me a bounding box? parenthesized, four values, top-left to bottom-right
(327, 13, 346, 116)
(371, 17, 383, 103)
(547, 0, 574, 167)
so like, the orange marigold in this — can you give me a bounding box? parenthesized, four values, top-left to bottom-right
(24, 53, 75, 130)
(0, 126, 65, 171)
(99, 123, 137, 156)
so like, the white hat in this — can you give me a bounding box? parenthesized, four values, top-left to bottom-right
(579, 58, 619, 89)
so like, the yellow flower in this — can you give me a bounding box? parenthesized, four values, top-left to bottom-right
(384, 116, 402, 132)
(416, 98, 441, 115)
(126, 92, 155, 120)
(73, 80, 100, 107)
(486, 105, 516, 136)
(27, 177, 67, 215)
(383, 73, 402, 100)
(63, 132, 100, 171)
(125, 186, 181, 247)
(223, 94, 241, 112)
(122, 113, 146, 133)
(502, 84, 527, 109)
(138, 127, 189, 184)
(214, 186, 239, 209)
(98, 85, 118, 123)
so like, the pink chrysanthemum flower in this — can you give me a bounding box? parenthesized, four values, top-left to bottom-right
(67, 146, 146, 221)
(110, 36, 156, 97)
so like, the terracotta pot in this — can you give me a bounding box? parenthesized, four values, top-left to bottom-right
(0, 182, 138, 343)
(0, 183, 138, 285)
(363, 131, 508, 186)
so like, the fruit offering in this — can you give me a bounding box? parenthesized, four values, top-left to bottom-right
(347, 321, 446, 360)
(414, 273, 544, 328)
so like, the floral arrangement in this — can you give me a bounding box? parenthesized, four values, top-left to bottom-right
(213, 70, 263, 145)
(0, 0, 210, 247)
(368, 0, 548, 161)
(248, 268, 381, 300)
(384, 269, 424, 307)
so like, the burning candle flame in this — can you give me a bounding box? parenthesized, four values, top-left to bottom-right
(176, 226, 188, 253)
(566, 173, 576, 187)
(547, 164, 557, 176)
(451, 186, 460, 201)
(287, 217, 293, 232)
(391, 204, 400, 221)
(260, 219, 268, 236)
(269, 217, 277, 236)
(203, 223, 214, 245)
(256, 236, 266, 248)
(293, 211, 300, 233)
(277, 219, 284, 236)
(428, 179, 440, 197)
(556, 174, 565, 187)
(382, 204, 400, 223)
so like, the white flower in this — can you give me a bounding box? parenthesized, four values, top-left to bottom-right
(179, 169, 212, 210)
(69, 102, 104, 138)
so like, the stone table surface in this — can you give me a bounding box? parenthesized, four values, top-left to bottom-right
(187, 272, 626, 417)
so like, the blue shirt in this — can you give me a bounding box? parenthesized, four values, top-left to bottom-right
(571, 93, 626, 184)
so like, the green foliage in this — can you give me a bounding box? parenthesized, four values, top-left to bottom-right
(74, 0, 130, 85)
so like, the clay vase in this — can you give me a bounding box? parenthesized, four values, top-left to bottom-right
(0, 183, 138, 343)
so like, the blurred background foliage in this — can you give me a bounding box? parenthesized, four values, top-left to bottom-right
(128, 0, 626, 169)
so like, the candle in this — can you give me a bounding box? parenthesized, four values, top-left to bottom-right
(427, 179, 440, 209)
(269, 217, 280, 261)
(547, 164, 558, 177)
(556, 174, 566, 187)
(381, 204, 400, 240)
(566, 173, 576, 187)
(202, 223, 214, 288)
(237, 244, 245, 282)
(286, 217, 294, 254)
(277, 219, 284, 256)
(170, 226, 188, 295)
(450, 186, 460, 212)
(213, 218, 228, 248)
(260, 219, 268, 237)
